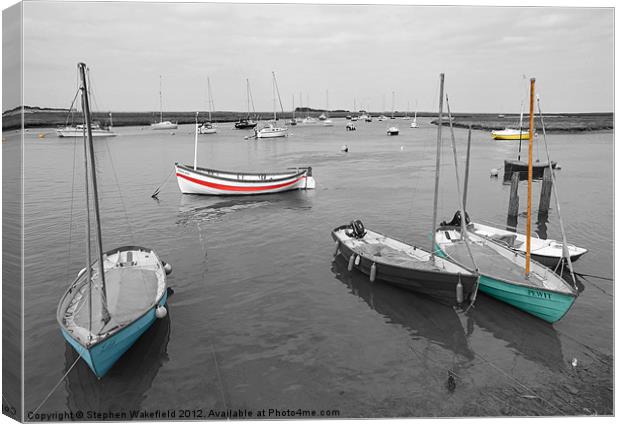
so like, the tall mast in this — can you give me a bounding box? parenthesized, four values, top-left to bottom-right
(272, 73, 276, 121)
(78, 62, 110, 324)
(525, 77, 535, 276)
(292, 94, 295, 119)
(246, 79, 250, 119)
(430, 73, 445, 260)
(82, 120, 93, 340)
(391, 91, 395, 118)
(194, 112, 199, 170)
(207, 77, 213, 122)
(159, 75, 163, 123)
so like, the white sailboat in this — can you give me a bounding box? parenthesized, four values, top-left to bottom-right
(151, 75, 178, 130)
(323, 90, 333, 126)
(198, 77, 217, 134)
(256, 72, 288, 139)
(410, 100, 419, 128)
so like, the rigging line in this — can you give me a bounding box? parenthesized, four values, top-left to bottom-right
(573, 271, 613, 282)
(102, 136, 136, 243)
(64, 88, 81, 127)
(31, 355, 81, 416)
(64, 134, 80, 284)
(576, 274, 612, 296)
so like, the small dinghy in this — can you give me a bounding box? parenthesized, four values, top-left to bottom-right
(332, 221, 478, 304)
(387, 126, 399, 136)
(442, 212, 588, 268)
(58, 63, 170, 378)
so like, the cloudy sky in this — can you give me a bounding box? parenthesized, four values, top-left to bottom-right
(13, 1, 614, 113)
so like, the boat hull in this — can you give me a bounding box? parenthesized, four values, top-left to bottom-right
(256, 128, 288, 138)
(56, 129, 116, 138)
(235, 121, 257, 129)
(62, 291, 167, 378)
(492, 129, 530, 140)
(150, 121, 178, 130)
(332, 226, 477, 304)
(175, 164, 315, 195)
(477, 275, 575, 323)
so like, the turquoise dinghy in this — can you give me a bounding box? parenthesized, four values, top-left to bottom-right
(58, 247, 168, 378)
(435, 229, 577, 323)
(57, 63, 169, 378)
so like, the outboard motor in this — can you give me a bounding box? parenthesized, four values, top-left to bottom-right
(347, 219, 366, 239)
(440, 211, 471, 228)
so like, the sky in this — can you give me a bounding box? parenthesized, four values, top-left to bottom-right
(9, 1, 615, 113)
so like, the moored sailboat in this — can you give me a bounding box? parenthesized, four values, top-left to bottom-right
(58, 63, 170, 378)
(436, 78, 578, 323)
(150, 75, 178, 130)
(198, 77, 217, 134)
(331, 74, 478, 305)
(255, 72, 288, 139)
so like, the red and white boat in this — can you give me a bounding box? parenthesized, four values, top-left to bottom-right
(174, 114, 315, 195)
(175, 164, 315, 195)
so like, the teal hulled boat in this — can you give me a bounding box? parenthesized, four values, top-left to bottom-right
(57, 63, 170, 378)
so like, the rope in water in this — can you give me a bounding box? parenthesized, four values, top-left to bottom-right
(31, 355, 81, 416)
(151, 166, 175, 198)
(210, 344, 229, 411)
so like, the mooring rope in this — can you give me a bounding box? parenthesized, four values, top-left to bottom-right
(151, 166, 176, 199)
(210, 344, 229, 412)
(31, 355, 82, 416)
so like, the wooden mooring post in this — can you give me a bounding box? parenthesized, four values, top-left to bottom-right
(507, 172, 520, 218)
(538, 166, 553, 218)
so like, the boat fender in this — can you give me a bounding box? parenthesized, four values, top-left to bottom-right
(333, 241, 340, 257)
(354, 255, 361, 266)
(156, 305, 168, 319)
(161, 260, 173, 275)
(370, 263, 377, 282)
(347, 254, 355, 271)
(77, 267, 87, 278)
(456, 275, 463, 304)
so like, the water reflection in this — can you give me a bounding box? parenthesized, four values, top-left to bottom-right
(176, 192, 311, 225)
(469, 296, 565, 373)
(65, 314, 171, 415)
(330, 258, 474, 361)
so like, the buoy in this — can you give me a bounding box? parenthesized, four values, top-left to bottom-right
(347, 254, 355, 271)
(38, 133, 45, 139)
(170, 132, 175, 135)
(354, 255, 361, 266)
(456, 277, 464, 304)
(571, 358, 578, 368)
(369, 263, 376, 282)
(556, 164, 562, 170)
(333, 241, 340, 257)
(490, 168, 499, 177)
(155, 305, 167, 319)
(400, 146, 404, 151)
(162, 260, 172, 275)
(340, 145, 348, 152)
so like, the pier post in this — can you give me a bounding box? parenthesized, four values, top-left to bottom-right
(507, 172, 520, 218)
(538, 166, 553, 218)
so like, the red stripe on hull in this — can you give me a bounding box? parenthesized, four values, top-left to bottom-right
(176, 172, 305, 192)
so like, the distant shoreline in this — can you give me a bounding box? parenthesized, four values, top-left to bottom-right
(1, 107, 613, 132)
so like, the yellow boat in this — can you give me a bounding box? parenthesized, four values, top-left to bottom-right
(491, 128, 530, 140)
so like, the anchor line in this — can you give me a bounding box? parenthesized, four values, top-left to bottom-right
(31, 355, 82, 416)
(151, 166, 176, 198)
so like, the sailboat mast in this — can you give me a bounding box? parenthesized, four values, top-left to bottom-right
(78, 62, 110, 323)
(391, 91, 395, 118)
(292, 94, 295, 119)
(246, 79, 250, 119)
(272, 73, 276, 121)
(194, 112, 199, 170)
(207, 77, 212, 122)
(81, 121, 93, 340)
(159, 75, 163, 123)
(525, 77, 535, 276)
(430, 73, 445, 260)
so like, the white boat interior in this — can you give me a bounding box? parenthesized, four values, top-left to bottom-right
(436, 229, 574, 294)
(59, 248, 166, 346)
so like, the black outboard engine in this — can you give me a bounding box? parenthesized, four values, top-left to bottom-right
(440, 211, 471, 228)
(347, 219, 366, 239)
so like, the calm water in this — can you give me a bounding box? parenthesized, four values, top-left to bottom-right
(9, 117, 613, 417)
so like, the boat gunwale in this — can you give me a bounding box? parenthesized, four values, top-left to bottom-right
(331, 225, 478, 279)
(436, 226, 577, 296)
(57, 245, 167, 349)
(175, 162, 308, 182)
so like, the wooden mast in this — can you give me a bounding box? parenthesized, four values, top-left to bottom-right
(159, 75, 163, 123)
(81, 119, 93, 341)
(78, 62, 110, 323)
(430, 73, 445, 260)
(526, 77, 535, 276)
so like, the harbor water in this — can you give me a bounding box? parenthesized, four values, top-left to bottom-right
(9, 118, 613, 417)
